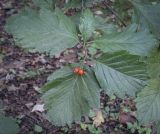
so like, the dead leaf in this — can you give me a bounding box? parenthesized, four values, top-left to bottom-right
(61, 53, 77, 63)
(7, 84, 18, 91)
(5, 73, 15, 81)
(34, 55, 47, 64)
(0, 68, 7, 74)
(94, 10, 103, 15)
(31, 104, 44, 112)
(33, 86, 40, 92)
(119, 112, 136, 124)
(93, 110, 104, 127)
(25, 102, 34, 108)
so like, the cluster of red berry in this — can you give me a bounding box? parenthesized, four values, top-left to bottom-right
(73, 67, 86, 76)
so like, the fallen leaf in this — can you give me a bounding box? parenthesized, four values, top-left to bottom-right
(7, 84, 18, 91)
(93, 110, 104, 127)
(94, 10, 103, 15)
(61, 53, 77, 63)
(31, 104, 44, 112)
(34, 55, 47, 64)
(5, 73, 15, 81)
(0, 68, 7, 74)
(33, 86, 41, 92)
(25, 102, 34, 108)
(119, 112, 136, 124)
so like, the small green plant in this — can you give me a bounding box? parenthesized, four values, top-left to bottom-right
(34, 125, 43, 133)
(80, 123, 103, 134)
(20, 69, 41, 79)
(127, 122, 151, 134)
(4, 0, 160, 130)
(61, 127, 69, 133)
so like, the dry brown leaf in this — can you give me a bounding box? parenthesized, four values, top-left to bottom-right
(7, 84, 18, 91)
(119, 112, 136, 124)
(93, 110, 104, 127)
(31, 104, 44, 112)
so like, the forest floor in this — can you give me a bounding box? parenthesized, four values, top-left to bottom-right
(0, 0, 156, 134)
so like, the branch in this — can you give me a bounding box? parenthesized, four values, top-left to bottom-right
(103, 0, 127, 27)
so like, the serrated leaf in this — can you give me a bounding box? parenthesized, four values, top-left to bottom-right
(0, 115, 19, 134)
(136, 79, 160, 124)
(33, 0, 55, 10)
(92, 24, 157, 56)
(5, 8, 79, 56)
(42, 67, 100, 126)
(47, 66, 73, 81)
(156, 122, 160, 134)
(112, 0, 131, 23)
(64, 0, 82, 9)
(147, 51, 160, 79)
(93, 51, 147, 97)
(79, 9, 95, 41)
(148, 63, 160, 79)
(71, 13, 116, 35)
(132, 1, 160, 39)
(94, 16, 117, 34)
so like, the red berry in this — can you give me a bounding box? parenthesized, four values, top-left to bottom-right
(78, 69, 85, 75)
(74, 67, 80, 73)
(74, 67, 86, 76)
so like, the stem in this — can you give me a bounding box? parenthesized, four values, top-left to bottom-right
(83, 42, 88, 62)
(44, 0, 54, 11)
(103, 0, 127, 27)
(44, 0, 50, 6)
(81, 0, 84, 13)
(87, 40, 94, 44)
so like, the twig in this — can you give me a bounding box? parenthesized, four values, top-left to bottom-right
(44, 0, 54, 11)
(103, 0, 127, 27)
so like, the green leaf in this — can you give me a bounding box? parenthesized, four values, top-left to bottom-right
(93, 51, 147, 97)
(64, 0, 82, 9)
(33, 0, 55, 10)
(79, 9, 95, 41)
(0, 115, 19, 134)
(42, 66, 73, 92)
(92, 24, 157, 56)
(94, 16, 117, 35)
(71, 13, 116, 35)
(42, 67, 100, 126)
(47, 66, 73, 81)
(5, 8, 79, 56)
(34, 125, 43, 133)
(147, 51, 160, 79)
(136, 79, 160, 124)
(136, 51, 160, 124)
(156, 122, 160, 134)
(132, 1, 160, 39)
(113, 0, 132, 22)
